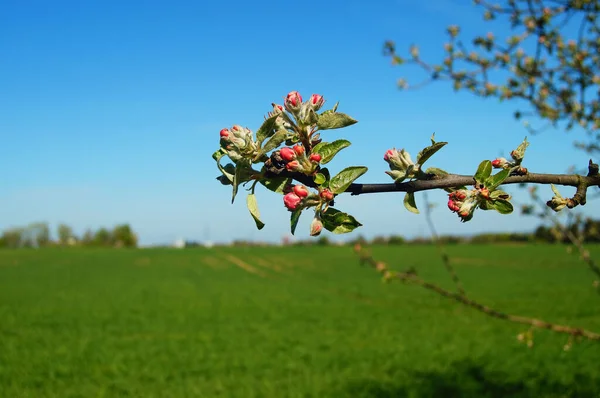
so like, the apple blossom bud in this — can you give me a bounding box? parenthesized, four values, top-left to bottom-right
(219, 128, 230, 139)
(286, 160, 300, 171)
(283, 192, 302, 211)
(309, 153, 321, 163)
(280, 147, 296, 162)
(271, 103, 284, 115)
(320, 189, 334, 202)
(309, 216, 323, 236)
(292, 185, 309, 198)
(284, 91, 303, 113)
(491, 157, 508, 168)
(384, 149, 397, 161)
(293, 144, 305, 156)
(309, 94, 325, 111)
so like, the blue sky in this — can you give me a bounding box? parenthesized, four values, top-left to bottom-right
(1, 0, 598, 245)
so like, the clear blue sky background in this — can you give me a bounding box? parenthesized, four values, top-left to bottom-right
(1, 0, 598, 245)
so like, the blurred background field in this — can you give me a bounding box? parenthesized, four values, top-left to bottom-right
(1, 244, 599, 397)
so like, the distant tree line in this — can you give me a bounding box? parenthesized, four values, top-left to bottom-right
(0, 222, 138, 248)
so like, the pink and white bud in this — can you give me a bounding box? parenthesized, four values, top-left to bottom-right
(292, 185, 309, 198)
(309, 153, 322, 163)
(284, 91, 303, 113)
(293, 144, 305, 156)
(283, 192, 302, 211)
(219, 128, 230, 139)
(286, 160, 301, 171)
(491, 157, 508, 168)
(320, 189, 334, 202)
(309, 94, 325, 111)
(384, 149, 398, 161)
(280, 147, 296, 162)
(309, 216, 323, 236)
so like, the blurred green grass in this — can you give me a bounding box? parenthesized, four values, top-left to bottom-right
(0, 244, 599, 397)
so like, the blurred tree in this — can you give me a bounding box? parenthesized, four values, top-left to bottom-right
(93, 228, 113, 247)
(57, 223, 74, 246)
(112, 224, 138, 248)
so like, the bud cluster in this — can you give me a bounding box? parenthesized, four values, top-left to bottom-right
(278, 144, 321, 174)
(383, 148, 417, 182)
(219, 125, 258, 163)
(447, 189, 478, 222)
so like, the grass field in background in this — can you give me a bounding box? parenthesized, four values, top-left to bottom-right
(1, 244, 599, 397)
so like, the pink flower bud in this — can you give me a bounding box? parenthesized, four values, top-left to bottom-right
(219, 128, 230, 138)
(384, 149, 397, 161)
(280, 147, 296, 162)
(491, 157, 508, 168)
(292, 185, 309, 198)
(320, 189, 334, 202)
(283, 192, 302, 211)
(286, 160, 300, 171)
(293, 144, 305, 156)
(284, 91, 303, 113)
(309, 94, 325, 111)
(310, 216, 323, 236)
(232, 125, 242, 132)
(309, 153, 321, 163)
(272, 103, 284, 115)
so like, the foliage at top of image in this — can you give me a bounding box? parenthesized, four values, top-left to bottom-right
(384, 0, 600, 152)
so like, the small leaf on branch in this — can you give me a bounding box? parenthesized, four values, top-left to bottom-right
(246, 194, 265, 230)
(403, 192, 419, 214)
(317, 112, 358, 130)
(314, 173, 326, 185)
(321, 208, 362, 234)
(312, 139, 352, 164)
(259, 129, 288, 157)
(416, 141, 448, 166)
(425, 167, 449, 178)
(330, 166, 368, 194)
(256, 114, 279, 145)
(232, 161, 254, 203)
(490, 199, 514, 214)
(260, 176, 291, 194)
(486, 168, 511, 190)
(474, 160, 493, 184)
(290, 209, 302, 235)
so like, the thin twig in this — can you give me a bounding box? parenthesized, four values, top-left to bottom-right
(354, 246, 600, 341)
(422, 192, 466, 296)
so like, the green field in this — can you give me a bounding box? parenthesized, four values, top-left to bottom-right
(1, 244, 599, 397)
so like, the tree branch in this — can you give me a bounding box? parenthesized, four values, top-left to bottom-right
(354, 245, 600, 341)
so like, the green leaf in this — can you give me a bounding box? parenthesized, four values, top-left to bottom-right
(330, 166, 368, 194)
(490, 190, 510, 200)
(305, 108, 318, 125)
(416, 141, 447, 166)
(246, 194, 265, 230)
(474, 160, 492, 184)
(259, 129, 287, 156)
(316, 112, 357, 130)
(256, 114, 279, 145)
(259, 177, 291, 194)
(290, 209, 302, 235)
(213, 149, 234, 184)
(312, 139, 352, 164)
(486, 168, 511, 190)
(403, 192, 419, 214)
(314, 173, 326, 185)
(232, 161, 254, 203)
(425, 167, 449, 178)
(321, 208, 362, 234)
(491, 199, 514, 214)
